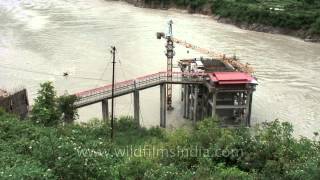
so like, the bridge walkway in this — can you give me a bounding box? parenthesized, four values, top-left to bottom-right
(74, 71, 207, 108)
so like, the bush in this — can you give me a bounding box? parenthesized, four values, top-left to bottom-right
(57, 94, 79, 123)
(118, 158, 156, 179)
(31, 82, 79, 126)
(211, 163, 254, 180)
(0, 153, 56, 179)
(31, 82, 61, 126)
(1, 109, 320, 179)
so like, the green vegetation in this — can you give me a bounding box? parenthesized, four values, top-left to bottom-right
(1, 82, 320, 179)
(211, 0, 320, 34)
(57, 94, 79, 123)
(146, 0, 320, 35)
(31, 82, 78, 126)
(1, 109, 320, 178)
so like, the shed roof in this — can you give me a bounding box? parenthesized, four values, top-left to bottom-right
(209, 72, 257, 85)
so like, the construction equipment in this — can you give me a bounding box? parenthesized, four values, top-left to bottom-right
(157, 20, 254, 110)
(157, 20, 175, 110)
(171, 38, 254, 74)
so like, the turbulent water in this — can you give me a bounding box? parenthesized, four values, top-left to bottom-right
(1, 0, 319, 137)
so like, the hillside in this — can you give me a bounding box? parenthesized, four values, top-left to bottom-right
(125, 0, 320, 41)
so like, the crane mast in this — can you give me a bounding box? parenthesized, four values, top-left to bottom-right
(166, 20, 174, 110)
(157, 20, 175, 110)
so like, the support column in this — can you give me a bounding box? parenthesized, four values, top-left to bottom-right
(160, 84, 167, 128)
(246, 90, 253, 127)
(189, 86, 194, 120)
(181, 85, 184, 102)
(184, 85, 189, 118)
(199, 87, 206, 120)
(203, 92, 208, 119)
(181, 85, 185, 117)
(193, 86, 199, 124)
(200, 94, 205, 120)
(134, 90, 140, 126)
(212, 91, 217, 118)
(102, 99, 109, 122)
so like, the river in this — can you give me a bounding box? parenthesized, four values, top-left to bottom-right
(1, 0, 319, 137)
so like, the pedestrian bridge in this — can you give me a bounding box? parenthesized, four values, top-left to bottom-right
(74, 71, 207, 108)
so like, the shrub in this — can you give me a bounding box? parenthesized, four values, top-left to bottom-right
(31, 82, 61, 126)
(1, 109, 320, 179)
(57, 94, 79, 123)
(0, 153, 56, 179)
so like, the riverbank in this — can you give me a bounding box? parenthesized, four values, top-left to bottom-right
(121, 0, 320, 42)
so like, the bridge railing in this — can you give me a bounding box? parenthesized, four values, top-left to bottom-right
(74, 71, 207, 104)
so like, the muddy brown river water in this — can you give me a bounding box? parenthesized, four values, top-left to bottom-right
(1, 0, 320, 137)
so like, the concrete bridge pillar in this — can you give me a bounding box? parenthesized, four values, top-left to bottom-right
(102, 99, 109, 122)
(160, 84, 166, 128)
(134, 90, 140, 126)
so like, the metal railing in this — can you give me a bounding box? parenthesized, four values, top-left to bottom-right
(74, 71, 207, 107)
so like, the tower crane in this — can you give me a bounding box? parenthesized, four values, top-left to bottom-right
(157, 20, 175, 110)
(157, 20, 254, 110)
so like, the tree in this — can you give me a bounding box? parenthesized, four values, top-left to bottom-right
(302, 0, 315, 5)
(31, 82, 61, 126)
(311, 17, 320, 34)
(57, 94, 79, 123)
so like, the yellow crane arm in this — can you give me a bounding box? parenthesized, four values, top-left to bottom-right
(172, 37, 254, 74)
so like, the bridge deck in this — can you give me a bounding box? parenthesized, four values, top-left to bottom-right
(74, 71, 206, 108)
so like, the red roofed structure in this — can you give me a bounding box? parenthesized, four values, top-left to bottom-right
(178, 58, 257, 126)
(209, 72, 256, 85)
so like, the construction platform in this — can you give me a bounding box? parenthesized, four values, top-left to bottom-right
(178, 57, 257, 127)
(74, 57, 257, 128)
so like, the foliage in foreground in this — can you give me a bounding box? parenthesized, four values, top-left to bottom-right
(0, 109, 320, 179)
(31, 82, 78, 126)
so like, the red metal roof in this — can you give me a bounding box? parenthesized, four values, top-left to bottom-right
(209, 72, 255, 85)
